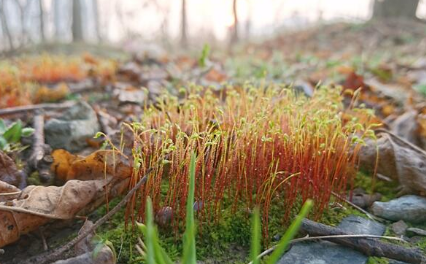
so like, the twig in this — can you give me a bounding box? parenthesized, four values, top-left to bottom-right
(331, 191, 380, 221)
(376, 128, 426, 156)
(301, 219, 426, 264)
(0, 101, 75, 116)
(24, 111, 52, 184)
(20, 163, 158, 264)
(248, 234, 406, 264)
(28, 112, 45, 170)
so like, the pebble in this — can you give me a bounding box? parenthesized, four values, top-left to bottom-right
(371, 195, 426, 223)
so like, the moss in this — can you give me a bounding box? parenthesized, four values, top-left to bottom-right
(367, 257, 389, 264)
(27, 171, 42, 186)
(354, 171, 399, 202)
(94, 174, 382, 264)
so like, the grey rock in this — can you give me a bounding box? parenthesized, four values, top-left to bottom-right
(391, 220, 408, 236)
(278, 215, 385, 264)
(407, 227, 426, 237)
(337, 215, 386, 236)
(371, 195, 426, 223)
(45, 102, 100, 152)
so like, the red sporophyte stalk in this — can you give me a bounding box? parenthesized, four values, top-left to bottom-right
(126, 84, 378, 240)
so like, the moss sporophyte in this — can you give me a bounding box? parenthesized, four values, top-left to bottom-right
(114, 84, 377, 242)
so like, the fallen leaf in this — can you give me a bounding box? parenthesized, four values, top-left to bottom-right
(359, 132, 426, 196)
(390, 110, 423, 148)
(0, 177, 126, 248)
(0, 151, 24, 188)
(52, 149, 132, 182)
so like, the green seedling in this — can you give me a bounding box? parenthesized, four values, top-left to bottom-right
(0, 119, 34, 153)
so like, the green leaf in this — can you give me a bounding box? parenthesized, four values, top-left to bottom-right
(0, 119, 6, 134)
(266, 200, 313, 264)
(0, 137, 7, 150)
(3, 120, 22, 144)
(250, 207, 261, 264)
(182, 152, 197, 264)
(21, 127, 35, 137)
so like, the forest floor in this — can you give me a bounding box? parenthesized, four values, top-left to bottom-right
(0, 19, 426, 264)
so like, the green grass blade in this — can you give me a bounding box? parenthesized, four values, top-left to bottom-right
(182, 152, 197, 264)
(144, 197, 173, 264)
(145, 197, 157, 264)
(266, 200, 313, 264)
(250, 207, 261, 264)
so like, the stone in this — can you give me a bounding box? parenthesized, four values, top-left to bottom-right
(278, 215, 385, 264)
(45, 102, 100, 152)
(371, 195, 426, 223)
(391, 220, 408, 236)
(155, 206, 173, 227)
(406, 227, 426, 237)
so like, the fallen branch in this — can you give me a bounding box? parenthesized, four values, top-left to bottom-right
(301, 219, 426, 264)
(0, 101, 75, 116)
(249, 234, 406, 264)
(20, 163, 158, 264)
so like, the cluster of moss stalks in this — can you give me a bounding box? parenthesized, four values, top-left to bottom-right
(97, 84, 379, 263)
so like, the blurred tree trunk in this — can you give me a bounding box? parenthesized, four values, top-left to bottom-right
(93, 0, 101, 42)
(53, 0, 61, 39)
(0, 0, 14, 50)
(230, 0, 238, 44)
(39, 0, 45, 42)
(14, 0, 29, 46)
(72, 0, 84, 42)
(180, 0, 187, 48)
(373, 0, 419, 19)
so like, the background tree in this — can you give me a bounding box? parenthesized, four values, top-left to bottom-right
(71, 0, 84, 41)
(38, 0, 45, 42)
(230, 0, 239, 44)
(93, 0, 101, 42)
(0, 0, 14, 50)
(373, 0, 420, 20)
(180, 0, 188, 48)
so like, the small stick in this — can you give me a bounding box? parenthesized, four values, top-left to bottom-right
(331, 191, 380, 221)
(38, 229, 48, 251)
(28, 112, 45, 169)
(20, 162, 160, 264)
(24, 111, 52, 184)
(0, 101, 75, 116)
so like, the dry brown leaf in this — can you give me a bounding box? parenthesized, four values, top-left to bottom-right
(359, 132, 426, 196)
(390, 110, 422, 147)
(52, 149, 132, 182)
(0, 151, 24, 188)
(0, 180, 20, 203)
(0, 178, 115, 247)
